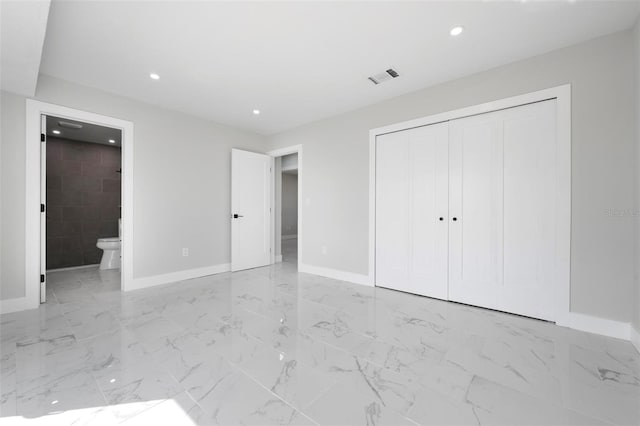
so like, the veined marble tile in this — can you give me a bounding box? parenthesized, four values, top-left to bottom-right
(93, 360, 184, 421)
(165, 302, 229, 331)
(467, 376, 607, 425)
(351, 338, 473, 402)
(3, 262, 637, 425)
(194, 368, 314, 426)
(14, 309, 73, 347)
(16, 368, 107, 421)
(561, 343, 640, 425)
(406, 385, 484, 426)
(297, 300, 371, 351)
(51, 286, 97, 305)
(192, 322, 266, 365)
(304, 379, 417, 426)
(123, 312, 184, 343)
(142, 330, 236, 401)
(0, 351, 16, 417)
(120, 392, 209, 426)
(16, 337, 89, 387)
(64, 306, 120, 341)
(444, 333, 564, 404)
(79, 328, 151, 373)
(103, 297, 157, 324)
(237, 347, 336, 410)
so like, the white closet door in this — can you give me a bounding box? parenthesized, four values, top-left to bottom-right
(449, 100, 557, 321)
(448, 112, 504, 311)
(500, 100, 557, 321)
(375, 123, 449, 299)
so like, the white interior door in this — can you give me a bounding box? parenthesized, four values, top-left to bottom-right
(448, 111, 504, 311)
(499, 101, 557, 321)
(448, 100, 557, 321)
(231, 149, 271, 272)
(375, 122, 449, 299)
(40, 114, 47, 303)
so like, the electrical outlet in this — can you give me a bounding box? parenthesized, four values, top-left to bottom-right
(182, 248, 189, 257)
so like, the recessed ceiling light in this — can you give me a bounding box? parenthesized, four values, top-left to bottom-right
(253, 109, 261, 115)
(52, 130, 61, 135)
(450, 26, 464, 36)
(149, 73, 160, 80)
(108, 139, 116, 144)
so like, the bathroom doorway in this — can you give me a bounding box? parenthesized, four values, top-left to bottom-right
(42, 115, 123, 301)
(25, 100, 134, 309)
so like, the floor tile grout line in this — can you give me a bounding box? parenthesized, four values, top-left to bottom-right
(230, 362, 321, 426)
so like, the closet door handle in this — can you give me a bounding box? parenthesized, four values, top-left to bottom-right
(438, 217, 444, 221)
(452, 217, 458, 221)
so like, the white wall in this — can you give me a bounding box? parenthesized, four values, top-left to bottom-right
(267, 30, 637, 324)
(0, 75, 264, 300)
(634, 20, 640, 337)
(0, 91, 26, 299)
(282, 173, 298, 237)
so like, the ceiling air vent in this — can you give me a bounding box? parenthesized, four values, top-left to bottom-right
(58, 121, 83, 130)
(368, 68, 400, 85)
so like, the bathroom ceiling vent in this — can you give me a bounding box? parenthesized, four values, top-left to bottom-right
(58, 120, 83, 130)
(368, 68, 400, 85)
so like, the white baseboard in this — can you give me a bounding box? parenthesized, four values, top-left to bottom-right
(567, 312, 631, 341)
(126, 263, 230, 292)
(0, 296, 36, 315)
(275, 255, 283, 263)
(46, 264, 100, 273)
(299, 263, 372, 287)
(631, 325, 640, 355)
(282, 235, 297, 241)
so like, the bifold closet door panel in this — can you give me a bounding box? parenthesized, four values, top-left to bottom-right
(375, 123, 449, 299)
(448, 112, 504, 311)
(499, 100, 557, 321)
(448, 99, 558, 321)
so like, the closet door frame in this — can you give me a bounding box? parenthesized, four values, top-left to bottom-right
(368, 85, 571, 326)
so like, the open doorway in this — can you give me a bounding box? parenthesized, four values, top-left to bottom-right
(279, 154, 298, 264)
(43, 115, 123, 302)
(25, 99, 134, 310)
(269, 145, 302, 270)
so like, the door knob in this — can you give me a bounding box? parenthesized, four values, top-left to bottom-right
(233, 214, 244, 219)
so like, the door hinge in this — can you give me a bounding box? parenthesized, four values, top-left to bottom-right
(41, 204, 45, 213)
(40, 274, 45, 283)
(40, 133, 45, 142)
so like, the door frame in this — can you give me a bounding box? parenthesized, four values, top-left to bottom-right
(25, 100, 134, 309)
(267, 144, 302, 270)
(368, 85, 571, 326)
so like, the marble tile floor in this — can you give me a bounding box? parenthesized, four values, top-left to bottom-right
(0, 262, 639, 425)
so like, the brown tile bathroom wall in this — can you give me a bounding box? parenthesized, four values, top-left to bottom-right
(46, 137, 121, 269)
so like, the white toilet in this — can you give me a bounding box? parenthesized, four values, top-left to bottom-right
(97, 219, 121, 270)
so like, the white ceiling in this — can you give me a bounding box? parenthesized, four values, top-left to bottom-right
(0, 0, 50, 96)
(46, 115, 122, 147)
(39, 0, 640, 135)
